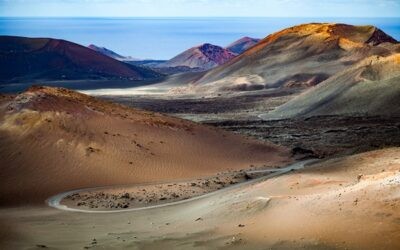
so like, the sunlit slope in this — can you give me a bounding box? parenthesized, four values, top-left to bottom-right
(261, 53, 400, 119)
(0, 86, 291, 204)
(189, 23, 398, 92)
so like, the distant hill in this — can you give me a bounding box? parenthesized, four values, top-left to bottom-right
(159, 43, 237, 70)
(186, 23, 398, 92)
(226, 37, 260, 54)
(88, 44, 138, 61)
(0, 36, 162, 83)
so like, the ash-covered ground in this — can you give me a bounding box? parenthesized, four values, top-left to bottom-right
(103, 88, 400, 159)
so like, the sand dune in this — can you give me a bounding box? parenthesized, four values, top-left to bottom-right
(1, 147, 399, 249)
(0, 86, 291, 205)
(227, 147, 400, 249)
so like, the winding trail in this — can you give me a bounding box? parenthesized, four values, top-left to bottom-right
(47, 159, 319, 213)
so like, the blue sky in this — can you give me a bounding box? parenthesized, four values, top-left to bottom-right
(1, 0, 399, 17)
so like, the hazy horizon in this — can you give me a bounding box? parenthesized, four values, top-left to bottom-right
(1, 16, 399, 59)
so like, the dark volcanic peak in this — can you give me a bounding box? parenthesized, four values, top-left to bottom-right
(197, 43, 237, 65)
(365, 28, 398, 45)
(159, 43, 236, 70)
(226, 37, 261, 54)
(0, 36, 161, 83)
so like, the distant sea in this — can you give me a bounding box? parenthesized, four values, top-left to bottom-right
(0, 17, 399, 59)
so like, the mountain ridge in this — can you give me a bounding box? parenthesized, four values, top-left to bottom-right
(185, 23, 398, 93)
(0, 36, 162, 83)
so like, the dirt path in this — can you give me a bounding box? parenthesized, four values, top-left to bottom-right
(47, 159, 318, 213)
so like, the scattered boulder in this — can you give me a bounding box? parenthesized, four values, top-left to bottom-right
(291, 146, 316, 159)
(121, 193, 130, 199)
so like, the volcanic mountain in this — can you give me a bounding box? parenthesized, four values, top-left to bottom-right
(159, 43, 237, 70)
(0, 86, 291, 205)
(226, 36, 260, 54)
(0, 36, 161, 82)
(186, 23, 398, 92)
(261, 53, 400, 119)
(88, 44, 137, 61)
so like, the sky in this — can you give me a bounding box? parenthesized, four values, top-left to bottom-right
(1, 0, 399, 17)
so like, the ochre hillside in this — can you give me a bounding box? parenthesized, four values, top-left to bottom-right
(0, 86, 291, 204)
(187, 23, 398, 92)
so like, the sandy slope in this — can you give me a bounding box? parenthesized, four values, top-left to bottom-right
(180, 23, 398, 93)
(261, 53, 400, 119)
(0, 86, 291, 205)
(1, 147, 399, 249)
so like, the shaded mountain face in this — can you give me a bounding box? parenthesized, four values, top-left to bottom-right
(226, 37, 260, 54)
(261, 53, 400, 119)
(187, 23, 398, 92)
(0, 36, 162, 83)
(88, 44, 135, 61)
(0, 86, 290, 204)
(87, 45, 193, 75)
(160, 43, 237, 70)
